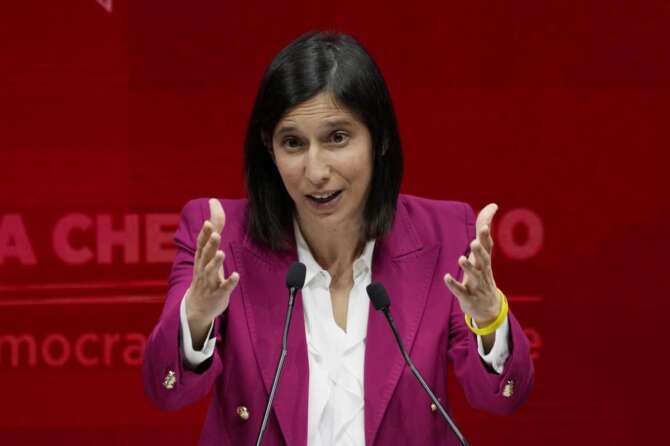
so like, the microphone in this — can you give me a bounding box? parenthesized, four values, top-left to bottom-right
(366, 282, 470, 446)
(255, 262, 306, 446)
(286, 262, 307, 289)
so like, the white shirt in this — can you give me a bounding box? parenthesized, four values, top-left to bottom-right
(179, 225, 511, 446)
(296, 222, 373, 446)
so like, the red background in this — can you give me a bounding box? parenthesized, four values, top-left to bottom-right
(2, 0, 668, 444)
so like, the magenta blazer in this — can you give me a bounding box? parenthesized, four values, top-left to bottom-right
(143, 194, 534, 445)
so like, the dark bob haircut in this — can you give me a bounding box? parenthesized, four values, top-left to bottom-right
(244, 30, 403, 250)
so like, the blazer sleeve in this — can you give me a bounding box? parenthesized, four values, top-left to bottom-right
(142, 198, 225, 411)
(446, 202, 535, 415)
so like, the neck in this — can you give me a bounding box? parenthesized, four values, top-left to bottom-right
(296, 214, 365, 281)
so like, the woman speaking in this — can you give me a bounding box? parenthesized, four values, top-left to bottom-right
(143, 31, 534, 445)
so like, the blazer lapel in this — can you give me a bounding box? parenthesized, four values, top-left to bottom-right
(231, 236, 309, 446)
(364, 201, 440, 446)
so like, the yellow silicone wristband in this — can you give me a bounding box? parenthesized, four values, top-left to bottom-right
(464, 289, 509, 336)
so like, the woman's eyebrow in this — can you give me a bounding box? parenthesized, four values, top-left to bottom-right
(274, 125, 299, 137)
(322, 119, 354, 129)
(274, 119, 354, 137)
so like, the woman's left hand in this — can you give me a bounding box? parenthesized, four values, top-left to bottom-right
(444, 203, 501, 326)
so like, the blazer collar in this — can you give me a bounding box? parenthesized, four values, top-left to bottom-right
(232, 198, 438, 446)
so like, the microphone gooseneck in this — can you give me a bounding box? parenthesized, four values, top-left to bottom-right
(366, 282, 470, 446)
(255, 262, 306, 446)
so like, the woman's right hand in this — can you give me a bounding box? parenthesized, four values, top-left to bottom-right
(185, 198, 240, 347)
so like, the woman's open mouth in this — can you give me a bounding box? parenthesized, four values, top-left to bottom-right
(306, 190, 343, 208)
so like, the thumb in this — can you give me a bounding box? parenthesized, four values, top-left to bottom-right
(209, 198, 226, 234)
(475, 203, 498, 253)
(475, 203, 498, 235)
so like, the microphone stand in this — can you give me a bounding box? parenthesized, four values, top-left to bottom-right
(254, 286, 298, 446)
(380, 306, 470, 446)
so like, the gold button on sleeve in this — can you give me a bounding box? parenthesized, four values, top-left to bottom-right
(162, 370, 176, 390)
(502, 379, 515, 398)
(236, 405, 250, 421)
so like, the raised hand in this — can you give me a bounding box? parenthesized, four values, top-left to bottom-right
(186, 199, 240, 347)
(444, 203, 501, 326)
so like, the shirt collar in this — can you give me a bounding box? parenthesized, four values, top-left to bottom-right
(293, 219, 375, 287)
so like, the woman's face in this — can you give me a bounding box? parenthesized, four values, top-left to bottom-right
(271, 92, 373, 231)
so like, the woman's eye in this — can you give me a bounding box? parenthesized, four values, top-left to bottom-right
(331, 132, 349, 145)
(283, 138, 302, 149)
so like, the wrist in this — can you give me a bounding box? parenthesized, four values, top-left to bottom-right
(465, 289, 508, 337)
(185, 307, 214, 351)
(185, 292, 213, 331)
(187, 312, 211, 331)
(474, 316, 497, 327)
(474, 299, 502, 326)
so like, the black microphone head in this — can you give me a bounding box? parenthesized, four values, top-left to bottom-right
(366, 282, 391, 311)
(286, 262, 307, 289)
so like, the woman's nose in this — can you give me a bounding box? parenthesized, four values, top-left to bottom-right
(304, 147, 331, 185)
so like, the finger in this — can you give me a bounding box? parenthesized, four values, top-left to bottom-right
(477, 223, 494, 254)
(475, 203, 498, 245)
(216, 247, 228, 283)
(209, 198, 226, 235)
(458, 255, 484, 290)
(469, 239, 491, 271)
(195, 220, 213, 265)
(220, 271, 240, 293)
(470, 241, 496, 288)
(217, 262, 225, 283)
(204, 250, 224, 289)
(444, 273, 469, 300)
(199, 231, 221, 272)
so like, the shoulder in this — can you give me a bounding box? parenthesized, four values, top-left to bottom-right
(398, 193, 475, 225)
(397, 193, 476, 243)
